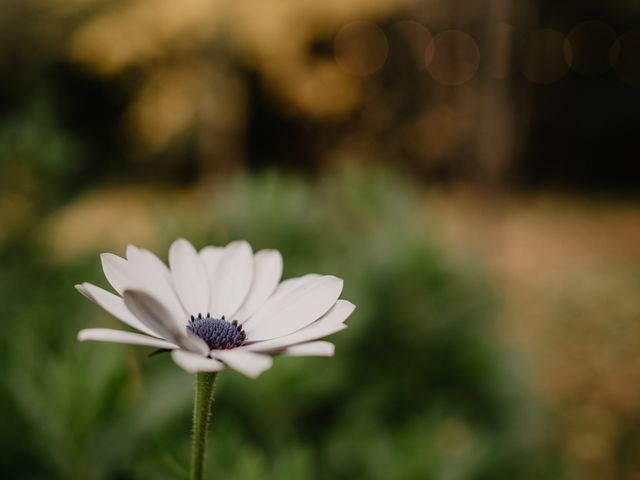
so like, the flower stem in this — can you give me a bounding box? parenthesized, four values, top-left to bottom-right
(191, 372, 217, 480)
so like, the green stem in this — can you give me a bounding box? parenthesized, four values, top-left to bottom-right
(191, 372, 217, 480)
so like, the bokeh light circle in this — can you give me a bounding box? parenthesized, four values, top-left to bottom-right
(393, 20, 433, 69)
(565, 21, 617, 76)
(426, 30, 480, 86)
(522, 28, 570, 84)
(611, 30, 640, 86)
(334, 21, 389, 76)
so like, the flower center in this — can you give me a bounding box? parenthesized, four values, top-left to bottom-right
(186, 313, 246, 350)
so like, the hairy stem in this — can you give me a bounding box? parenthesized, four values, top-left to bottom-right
(191, 372, 217, 480)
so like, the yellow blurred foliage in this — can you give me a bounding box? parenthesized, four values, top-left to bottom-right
(66, 0, 414, 154)
(68, 0, 225, 75)
(44, 186, 169, 260)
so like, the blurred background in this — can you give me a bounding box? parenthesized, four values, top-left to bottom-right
(1, 0, 639, 478)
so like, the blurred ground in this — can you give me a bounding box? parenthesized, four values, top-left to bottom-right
(427, 188, 640, 480)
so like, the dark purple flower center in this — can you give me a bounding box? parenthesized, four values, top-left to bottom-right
(186, 313, 246, 350)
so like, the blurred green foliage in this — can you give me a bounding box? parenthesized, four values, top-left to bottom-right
(0, 95, 83, 233)
(0, 168, 568, 479)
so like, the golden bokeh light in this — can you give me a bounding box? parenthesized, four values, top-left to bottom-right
(65, 0, 411, 142)
(334, 21, 389, 76)
(522, 28, 570, 84)
(266, 61, 361, 120)
(565, 21, 617, 76)
(44, 187, 163, 261)
(426, 30, 480, 86)
(67, 0, 223, 75)
(393, 20, 433, 69)
(611, 30, 640, 86)
(123, 62, 249, 156)
(125, 65, 203, 154)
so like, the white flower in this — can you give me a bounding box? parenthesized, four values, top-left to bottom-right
(77, 239, 354, 378)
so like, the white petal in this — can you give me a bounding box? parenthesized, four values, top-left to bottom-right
(213, 349, 273, 378)
(209, 240, 253, 319)
(269, 273, 321, 300)
(245, 300, 354, 352)
(100, 252, 135, 294)
(234, 249, 283, 322)
(169, 238, 210, 316)
(245, 275, 344, 341)
(75, 283, 159, 337)
(123, 289, 209, 355)
(126, 244, 171, 282)
(200, 246, 224, 284)
(171, 350, 225, 373)
(241, 273, 320, 329)
(247, 325, 345, 352)
(78, 328, 177, 349)
(281, 341, 335, 357)
(100, 247, 187, 327)
(126, 244, 188, 324)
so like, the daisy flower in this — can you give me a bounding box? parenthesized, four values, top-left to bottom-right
(77, 239, 354, 378)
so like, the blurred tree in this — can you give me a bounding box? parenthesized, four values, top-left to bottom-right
(2, 0, 638, 191)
